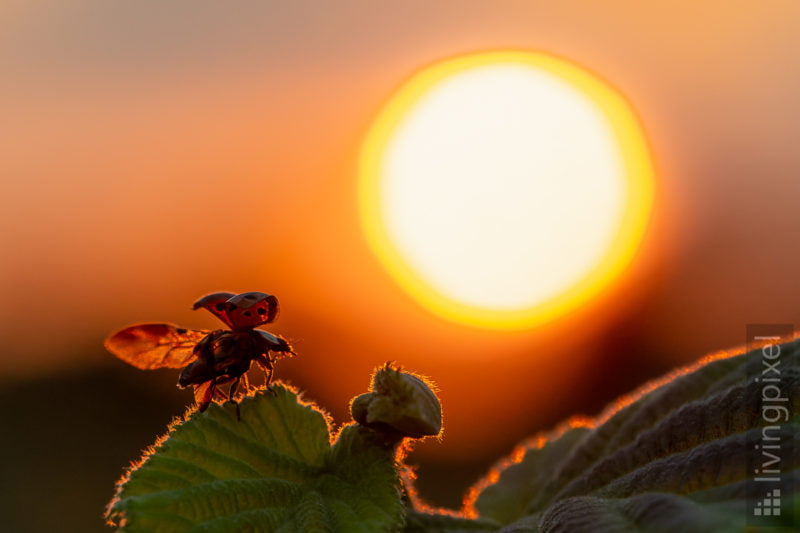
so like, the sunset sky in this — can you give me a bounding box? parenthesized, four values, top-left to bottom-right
(2, 1, 800, 471)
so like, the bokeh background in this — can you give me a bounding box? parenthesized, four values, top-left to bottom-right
(2, 2, 800, 531)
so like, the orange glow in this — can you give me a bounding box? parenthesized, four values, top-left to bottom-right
(360, 51, 656, 329)
(5, 1, 799, 476)
(0, 58, 653, 462)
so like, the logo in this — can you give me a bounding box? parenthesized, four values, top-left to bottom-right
(746, 324, 794, 527)
(753, 489, 781, 517)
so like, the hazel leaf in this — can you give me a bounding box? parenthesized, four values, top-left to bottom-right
(107, 384, 404, 532)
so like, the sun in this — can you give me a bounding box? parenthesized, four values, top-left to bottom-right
(359, 51, 655, 329)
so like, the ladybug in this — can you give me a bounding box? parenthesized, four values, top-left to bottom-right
(105, 291, 294, 418)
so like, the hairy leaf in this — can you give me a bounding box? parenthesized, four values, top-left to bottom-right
(107, 385, 403, 532)
(403, 511, 499, 532)
(410, 338, 800, 532)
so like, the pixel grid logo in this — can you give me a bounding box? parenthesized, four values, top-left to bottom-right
(753, 489, 781, 517)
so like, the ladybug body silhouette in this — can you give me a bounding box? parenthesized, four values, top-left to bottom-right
(105, 291, 294, 417)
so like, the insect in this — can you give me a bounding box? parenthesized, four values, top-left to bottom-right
(104, 291, 294, 418)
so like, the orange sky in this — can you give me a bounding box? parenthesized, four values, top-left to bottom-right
(2, 1, 799, 458)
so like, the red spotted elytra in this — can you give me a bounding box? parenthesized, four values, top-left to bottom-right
(104, 291, 294, 418)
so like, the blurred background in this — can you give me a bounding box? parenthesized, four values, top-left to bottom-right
(2, 2, 799, 531)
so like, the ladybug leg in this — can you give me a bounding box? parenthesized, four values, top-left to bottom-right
(212, 376, 231, 398)
(264, 357, 276, 396)
(228, 377, 242, 420)
(255, 354, 276, 396)
(228, 377, 240, 400)
(213, 387, 227, 400)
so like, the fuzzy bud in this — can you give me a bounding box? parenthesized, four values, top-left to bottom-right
(351, 363, 442, 438)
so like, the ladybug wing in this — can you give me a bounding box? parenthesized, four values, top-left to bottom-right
(104, 323, 209, 370)
(193, 292, 236, 328)
(192, 380, 213, 405)
(226, 292, 280, 329)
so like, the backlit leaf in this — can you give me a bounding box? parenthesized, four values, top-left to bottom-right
(409, 338, 800, 532)
(107, 385, 403, 532)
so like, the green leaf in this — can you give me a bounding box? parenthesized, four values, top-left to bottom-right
(107, 385, 404, 532)
(402, 510, 499, 532)
(409, 339, 800, 532)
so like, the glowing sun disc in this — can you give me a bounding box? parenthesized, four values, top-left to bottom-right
(359, 51, 655, 329)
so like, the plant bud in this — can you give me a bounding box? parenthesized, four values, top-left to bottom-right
(351, 363, 442, 438)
